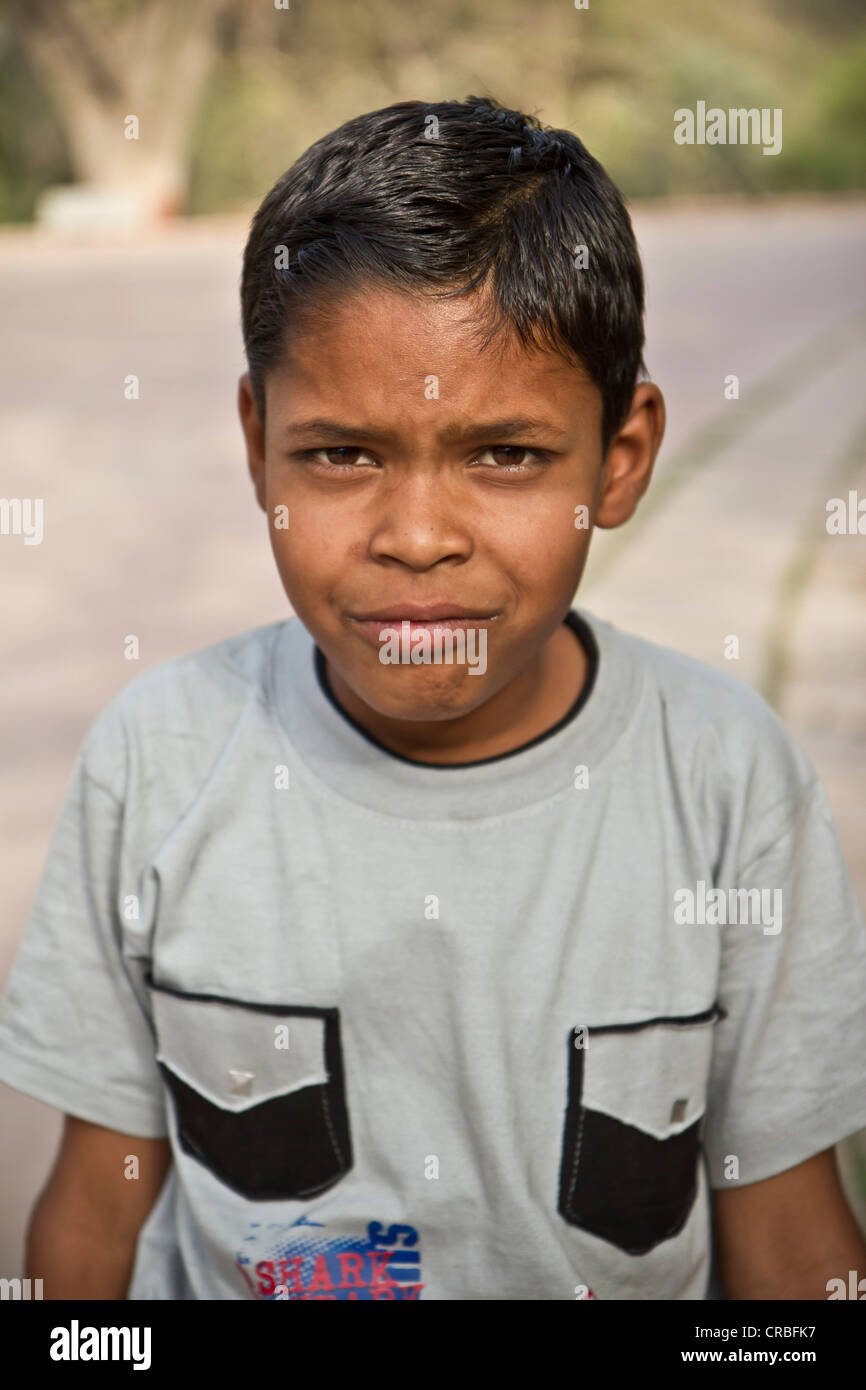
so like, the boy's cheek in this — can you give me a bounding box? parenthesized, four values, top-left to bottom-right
(268, 518, 340, 582)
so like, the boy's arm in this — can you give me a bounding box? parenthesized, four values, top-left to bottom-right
(26, 1115, 171, 1300)
(713, 1147, 866, 1299)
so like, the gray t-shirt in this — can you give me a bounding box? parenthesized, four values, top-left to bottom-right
(1, 607, 865, 1301)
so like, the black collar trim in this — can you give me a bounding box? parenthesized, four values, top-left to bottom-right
(312, 609, 599, 770)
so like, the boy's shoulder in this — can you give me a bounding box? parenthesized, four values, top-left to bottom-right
(595, 611, 772, 717)
(586, 610, 819, 815)
(78, 619, 290, 794)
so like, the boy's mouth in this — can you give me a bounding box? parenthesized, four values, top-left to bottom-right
(347, 609, 501, 648)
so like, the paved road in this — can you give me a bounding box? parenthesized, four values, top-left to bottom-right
(1, 199, 865, 1276)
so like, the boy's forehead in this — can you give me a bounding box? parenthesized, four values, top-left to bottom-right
(268, 284, 598, 434)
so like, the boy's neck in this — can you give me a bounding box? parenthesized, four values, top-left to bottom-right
(323, 616, 588, 766)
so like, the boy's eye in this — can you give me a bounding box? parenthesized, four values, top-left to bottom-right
(474, 446, 545, 472)
(301, 445, 548, 474)
(306, 447, 372, 470)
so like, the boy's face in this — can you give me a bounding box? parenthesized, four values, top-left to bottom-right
(239, 284, 663, 759)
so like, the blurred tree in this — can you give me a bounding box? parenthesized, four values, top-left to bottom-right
(6, 0, 236, 217)
(0, 0, 863, 222)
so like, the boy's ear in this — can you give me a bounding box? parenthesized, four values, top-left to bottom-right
(238, 372, 267, 512)
(595, 383, 665, 530)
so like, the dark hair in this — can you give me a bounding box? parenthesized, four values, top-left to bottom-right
(241, 95, 646, 453)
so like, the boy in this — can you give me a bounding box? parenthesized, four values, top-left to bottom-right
(2, 95, 866, 1301)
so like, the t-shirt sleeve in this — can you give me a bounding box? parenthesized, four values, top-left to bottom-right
(703, 774, 866, 1187)
(0, 717, 168, 1138)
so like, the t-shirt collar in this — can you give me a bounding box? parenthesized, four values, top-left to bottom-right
(269, 606, 642, 820)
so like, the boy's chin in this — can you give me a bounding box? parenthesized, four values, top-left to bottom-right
(348, 667, 493, 725)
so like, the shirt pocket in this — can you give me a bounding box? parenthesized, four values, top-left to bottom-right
(145, 974, 353, 1203)
(557, 1005, 725, 1255)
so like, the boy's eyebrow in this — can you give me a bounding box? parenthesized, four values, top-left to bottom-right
(281, 416, 571, 444)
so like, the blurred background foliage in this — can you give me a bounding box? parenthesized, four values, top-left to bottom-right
(0, 0, 864, 224)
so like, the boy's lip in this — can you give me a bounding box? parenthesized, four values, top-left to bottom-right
(347, 610, 501, 651)
(349, 604, 500, 621)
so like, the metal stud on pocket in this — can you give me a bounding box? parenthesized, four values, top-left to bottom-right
(227, 1068, 255, 1096)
